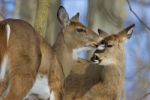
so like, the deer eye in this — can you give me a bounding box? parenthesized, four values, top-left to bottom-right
(101, 40, 107, 45)
(100, 40, 113, 48)
(76, 28, 86, 33)
(107, 44, 113, 48)
(96, 40, 107, 50)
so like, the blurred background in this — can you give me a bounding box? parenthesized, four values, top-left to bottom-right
(0, 0, 150, 99)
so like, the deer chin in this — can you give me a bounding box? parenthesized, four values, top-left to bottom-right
(72, 46, 96, 61)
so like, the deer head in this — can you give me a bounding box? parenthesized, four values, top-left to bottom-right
(90, 24, 135, 66)
(55, 6, 104, 77)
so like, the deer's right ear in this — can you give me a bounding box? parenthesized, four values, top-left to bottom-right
(71, 12, 79, 22)
(118, 24, 135, 42)
(57, 6, 70, 27)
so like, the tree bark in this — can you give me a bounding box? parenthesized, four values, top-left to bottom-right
(88, 0, 126, 33)
(13, 0, 21, 19)
(0, 0, 6, 20)
(45, 0, 60, 45)
(88, 0, 126, 99)
(34, 0, 51, 37)
(19, 0, 37, 25)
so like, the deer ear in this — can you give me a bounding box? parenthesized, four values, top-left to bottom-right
(71, 12, 79, 22)
(118, 24, 135, 42)
(57, 6, 70, 27)
(97, 28, 108, 37)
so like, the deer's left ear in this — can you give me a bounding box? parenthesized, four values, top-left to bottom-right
(118, 24, 135, 42)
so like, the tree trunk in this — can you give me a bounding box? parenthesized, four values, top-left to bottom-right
(45, 0, 60, 45)
(19, 0, 37, 25)
(88, 0, 126, 99)
(13, 0, 21, 18)
(34, 0, 51, 37)
(88, 0, 126, 33)
(0, 0, 6, 19)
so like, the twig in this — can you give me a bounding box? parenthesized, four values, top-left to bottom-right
(126, 0, 150, 31)
(0, 12, 5, 19)
(131, 0, 150, 6)
(139, 92, 150, 100)
(126, 1, 150, 100)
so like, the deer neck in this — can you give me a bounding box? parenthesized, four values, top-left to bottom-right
(53, 33, 90, 77)
(53, 33, 75, 78)
(101, 62, 125, 86)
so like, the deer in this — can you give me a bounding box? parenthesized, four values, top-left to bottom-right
(0, 19, 64, 100)
(78, 24, 135, 100)
(54, 6, 134, 99)
(52, 6, 107, 100)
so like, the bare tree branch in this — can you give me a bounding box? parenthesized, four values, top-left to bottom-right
(0, 12, 5, 19)
(130, 0, 150, 6)
(139, 92, 150, 100)
(126, 0, 150, 31)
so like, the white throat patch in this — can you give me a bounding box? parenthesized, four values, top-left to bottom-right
(72, 47, 96, 61)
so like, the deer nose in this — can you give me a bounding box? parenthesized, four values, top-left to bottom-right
(99, 59, 102, 63)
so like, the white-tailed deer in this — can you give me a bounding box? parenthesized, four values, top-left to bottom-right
(0, 19, 64, 100)
(53, 6, 104, 99)
(80, 24, 135, 100)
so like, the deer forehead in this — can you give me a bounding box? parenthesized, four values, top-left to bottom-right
(69, 21, 85, 27)
(97, 36, 121, 46)
(104, 35, 117, 41)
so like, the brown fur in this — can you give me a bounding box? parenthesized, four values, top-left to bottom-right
(0, 22, 8, 96)
(79, 25, 134, 100)
(81, 37, 126, 100)
(54, 8, 134, 99)
(0, 19, 64, 100)
(53, 6, 105, 100)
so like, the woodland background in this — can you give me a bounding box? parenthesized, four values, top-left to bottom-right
(0, 0, 150, 100)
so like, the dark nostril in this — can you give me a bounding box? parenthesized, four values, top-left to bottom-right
(99, 59, 102, 63)
(95, 55, 99, 60)
(95, 44, 98, 47)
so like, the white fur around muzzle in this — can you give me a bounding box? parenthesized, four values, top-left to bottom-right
(72, 47, 96, 61)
